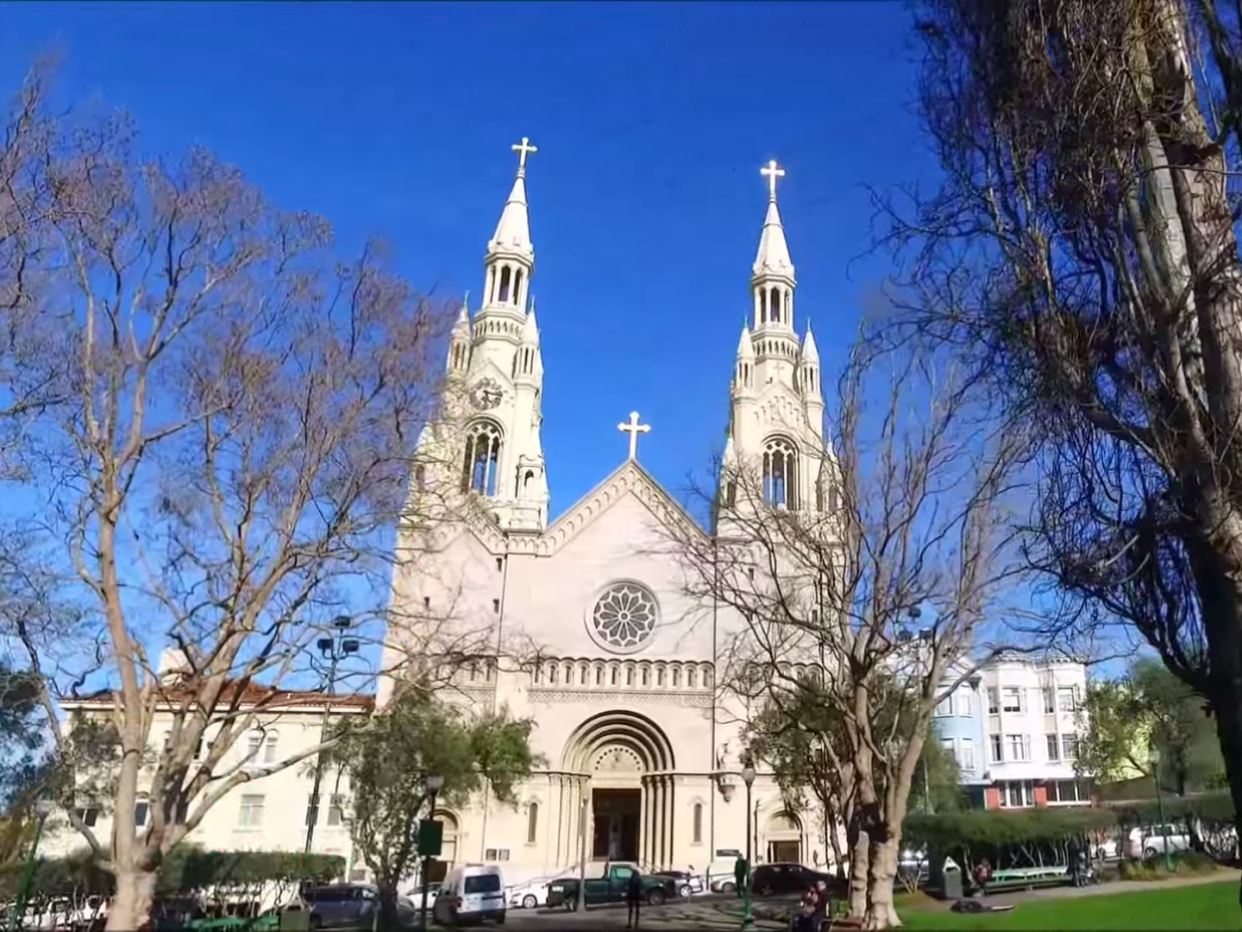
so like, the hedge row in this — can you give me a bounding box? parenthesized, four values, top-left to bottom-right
(0, 848, 346, 899)
(903, 807, 1118, 850)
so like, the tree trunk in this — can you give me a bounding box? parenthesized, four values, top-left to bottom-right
(1187, 525, 1242, 915)
(848, 827, 869, 918)
(375, 881, 401, 932)
(106, 868, 157, 932)
(864, 837, 902, 930)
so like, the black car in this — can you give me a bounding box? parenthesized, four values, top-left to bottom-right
(750, 862, 843, 899)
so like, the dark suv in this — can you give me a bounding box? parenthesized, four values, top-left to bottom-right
(750, 863, 842, 898)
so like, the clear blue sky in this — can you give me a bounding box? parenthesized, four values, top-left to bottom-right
(1, 0, 933, 515)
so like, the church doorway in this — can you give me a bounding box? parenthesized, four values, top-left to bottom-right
(592, 788, 641, 861)
(765, 811, 803, 865)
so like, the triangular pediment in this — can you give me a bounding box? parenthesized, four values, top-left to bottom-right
(539, 459, 708, 556)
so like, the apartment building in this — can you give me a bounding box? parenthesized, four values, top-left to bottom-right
(930, 668, 990, 807)
(978, 653, 1092, 809)
(45, 670, 374, 875)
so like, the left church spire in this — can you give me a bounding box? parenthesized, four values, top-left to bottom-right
(420, 138, 549, 534)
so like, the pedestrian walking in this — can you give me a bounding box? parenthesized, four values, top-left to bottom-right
(626, 869, 643, 929)
(734, 857, 748, 898)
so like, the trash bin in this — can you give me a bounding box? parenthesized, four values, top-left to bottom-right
(278, 904, 310, 932)
(941, 861, 964, 901)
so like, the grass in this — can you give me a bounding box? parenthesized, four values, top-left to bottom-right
(896, 880, 1240, 931)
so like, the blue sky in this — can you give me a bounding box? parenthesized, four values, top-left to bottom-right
(1, 0, 934, 516)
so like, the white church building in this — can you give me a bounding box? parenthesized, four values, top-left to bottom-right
(378, 139, 833, 885)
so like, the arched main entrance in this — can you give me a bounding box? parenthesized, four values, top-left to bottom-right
(562, 711, 676, 868)
(765, 810, 803, 864)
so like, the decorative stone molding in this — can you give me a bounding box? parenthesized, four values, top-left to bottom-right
(528, 688, 712, 708)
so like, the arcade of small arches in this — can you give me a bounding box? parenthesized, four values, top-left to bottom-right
(532, 657, 715, 691)
(755, 284, 792, 327)
(485, 262, 528, 310)
(462, 419, 504, 496)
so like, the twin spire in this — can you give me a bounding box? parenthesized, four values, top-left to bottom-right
(753, 159, 795, 282)
(486, 137, 538, 262)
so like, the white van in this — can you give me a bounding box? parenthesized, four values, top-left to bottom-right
(433, 863, 506, 926)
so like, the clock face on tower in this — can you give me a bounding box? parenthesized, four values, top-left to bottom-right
(469, 378, 504, 411)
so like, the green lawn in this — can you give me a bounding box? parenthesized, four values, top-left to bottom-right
(896, 881, 1240, 931)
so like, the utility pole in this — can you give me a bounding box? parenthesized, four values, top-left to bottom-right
(305, 616, 359, 855)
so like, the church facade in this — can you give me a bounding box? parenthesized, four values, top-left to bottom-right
(378, 140, 833, 885)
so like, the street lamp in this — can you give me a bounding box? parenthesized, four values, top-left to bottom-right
(740, 765, 756, 929)
(421, 774, 446, 930)
(1147, 747, 1173, 872)
(9, 798, 54, 932)
(305, 616, 360, 854)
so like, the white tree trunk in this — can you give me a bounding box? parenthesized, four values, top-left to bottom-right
(848, 829, 869, 917)
(106, 867, 157, 932)
(864, 838, 902, 930)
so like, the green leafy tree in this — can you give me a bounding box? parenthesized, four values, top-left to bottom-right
(1078, 659, 1224, 794)
(332, 689, 540, 928)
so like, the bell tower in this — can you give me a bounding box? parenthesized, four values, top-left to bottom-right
(718, 160, 832, 522)
(410, 138, 550, 532)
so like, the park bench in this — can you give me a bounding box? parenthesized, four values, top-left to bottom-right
(979, 865, 1073, 893)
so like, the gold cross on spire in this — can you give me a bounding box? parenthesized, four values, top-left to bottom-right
(761, 159, 786, 202)
(512, 137, 538, 176)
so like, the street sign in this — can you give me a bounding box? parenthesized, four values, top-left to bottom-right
(418, 819, 443, 857)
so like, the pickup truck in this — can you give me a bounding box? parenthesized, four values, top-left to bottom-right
(545, 862, 677, 909)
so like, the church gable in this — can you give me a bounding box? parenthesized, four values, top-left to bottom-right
(539, 460, 705, 557)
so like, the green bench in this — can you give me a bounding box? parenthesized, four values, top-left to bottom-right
(980, 865, 1072, 893)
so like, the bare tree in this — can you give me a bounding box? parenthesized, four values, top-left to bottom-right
(666, 346, 1024, 928)
(0, 63, 504, 929)
(884, 0, 1242, 908)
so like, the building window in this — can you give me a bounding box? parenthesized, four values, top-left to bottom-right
(328, 795, 345, 827)
(761, 436, 798, 508)
(990, 734, 1003, 763)
(484, 848, 511, 861)
(134, 799, 150, 828)
(1062, 733, 1079, 760)
(74, 807, 100, 828)
(1043, 688, 1055, 714)
(462, 420, 503, 496)
(1001, 687, 1022, 713)
(693, 803, 703, 844)
(1047, 779, 1090, 804)
(987, 688, 999, 714)
(527, 802, 539, 844)
(999, 781, 1034, 808)
(1046, 734, 1060, 761)
(935, 693, 955, 717)
(247, 730, 263, 762)
(264, 732, 278, 763)
(961, 738, 976, 771)
(1005, 734, 1030, 761)
(239, 794, 265, 828)
(1057, 687, 1079, 712)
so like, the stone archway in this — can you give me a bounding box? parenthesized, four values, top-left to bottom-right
(765, 810, 804, 865)
(562, 711, 677, 869)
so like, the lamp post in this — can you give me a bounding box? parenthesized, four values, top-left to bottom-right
(305, 616, 359, 854)
(740, 765, 756, 929)
(9, 798, 53, 932)
(420, 774, 445, 930)
(1148, 747, 1172, 871)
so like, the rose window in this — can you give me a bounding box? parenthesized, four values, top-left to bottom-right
(589, 583, 658, 653)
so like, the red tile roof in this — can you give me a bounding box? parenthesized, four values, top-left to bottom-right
(64, 680, 375, 712)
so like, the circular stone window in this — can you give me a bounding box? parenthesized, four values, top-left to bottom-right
(587, 582, 659, 654)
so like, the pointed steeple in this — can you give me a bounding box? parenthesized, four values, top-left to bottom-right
(733, 323, 755, 396)
(800, 323, 819, 364)
(481, 138, 538, 316)
(446, 298, 472, 373)
(750, 159, 799, 369)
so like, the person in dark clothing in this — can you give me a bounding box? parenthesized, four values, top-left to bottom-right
(626, 870, 643, 929)
(733, 858, 748, 898)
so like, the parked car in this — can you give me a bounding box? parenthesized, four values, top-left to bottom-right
(433, 863, 507, 926)
(507, 877, 553, 909)
(653, 869, 705, 897)
(546, 862, 677, 908)
(1127, 824, 1192, 859)
(1095, 837, 1120, 860)
(750, 863, 844, 899)
(300, 883, 385, 930)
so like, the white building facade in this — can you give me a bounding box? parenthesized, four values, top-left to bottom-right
(45, 673, 372, 877)
(976, 654, 1092, 809)
(380, 146, 835, 884)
